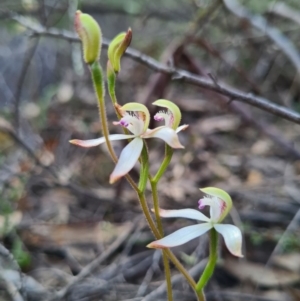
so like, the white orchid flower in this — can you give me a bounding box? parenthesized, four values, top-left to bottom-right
(153, 99, 189, 133)
(147, 187, 243, 258)
(70, 102, 184, 183)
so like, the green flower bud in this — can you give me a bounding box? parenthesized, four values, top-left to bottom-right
(74, 10, 102, 64)
(108, 28, 132, 73)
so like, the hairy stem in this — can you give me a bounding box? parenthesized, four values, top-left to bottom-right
(90, 61, 138, 190)
(107, 67, 117, 105)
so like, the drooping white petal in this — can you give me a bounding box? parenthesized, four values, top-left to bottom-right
(214, 224, 243, 257)
(153, 208, 210, 222)
(109, 137, 143, 183)
(69, 134, 136, 148)
(176, 124, 189, 133)
(147, 223, 212, 249)
(142, 126, 184, 149)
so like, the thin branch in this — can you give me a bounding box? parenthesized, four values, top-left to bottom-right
(10, 13, 300, 125)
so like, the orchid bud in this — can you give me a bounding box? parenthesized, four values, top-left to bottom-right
(152, 99, 182, 130)
(108, 28, 132, 73)
(74, 10, 102, 64)
(199, 187, 232, 222)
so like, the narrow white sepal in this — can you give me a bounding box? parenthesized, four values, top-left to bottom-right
(70, 134, 136, 148)
(143, 126, 184, 149)
(109, 137, 143, 183)
(214, 224, 243, 257)
(176, 124, 189, 133)
(154, 208, 210, 222)
(147, 223, 212, 248)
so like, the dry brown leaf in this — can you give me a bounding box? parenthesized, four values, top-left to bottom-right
(21, 221, 132, 247)
(251, 139, 272, 155)
(196, 115, 240, 135)
(246, 170, 264, 186)
(224, 259, 300, 288)
(272, 253, 300, 273)
(207, 161, 231, 179)
(262, 290, 292, 301)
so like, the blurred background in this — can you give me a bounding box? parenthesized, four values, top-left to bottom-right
(1, 0, 300, 300)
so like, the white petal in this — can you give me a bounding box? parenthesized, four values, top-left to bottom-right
(147, 223, 212, 249)
(214, 224, 243, 257)
(142, 126, 184, 149)
(109, 137, 143, 183)
(176, 124, 189, 133)
(153, 208, 210, 222)
(69, 134, 136, 148)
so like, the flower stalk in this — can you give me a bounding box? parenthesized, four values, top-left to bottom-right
(107, 60, 117, 105)
(196, 228, 218, 292)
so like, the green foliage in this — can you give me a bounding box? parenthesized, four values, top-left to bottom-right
(12, 237, 31, 268)
(274, 232, 300, 253)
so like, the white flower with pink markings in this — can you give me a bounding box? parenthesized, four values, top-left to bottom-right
(148, 187, 243, 258)
(70, 102, 185, 183)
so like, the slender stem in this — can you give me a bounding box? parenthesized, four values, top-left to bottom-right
(97, 63, 199, 301)
(153, 145, 173, 183)
(138, 142, 149, 193)
(151, 181, 173, 301)
(107, 66, 117, 105)
(137, 193, 198, 295)
(196, 228, 218, 292)
(150, 145, 174, 301)
(150, 145, 205, 301)
(90, 61, 138, 191)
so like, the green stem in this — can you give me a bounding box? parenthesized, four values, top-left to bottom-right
(107, 68, 117, 105)
(151, 180, 173, 301)
(90, 61, 138, 191)
(95, 63, 199, 301)
(150, 144, 205, 301)
(150, 145, 174, 301)
(196, 228, 218, 292)
(153, 145, 173, 183)
(138, 142, 149, 193)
